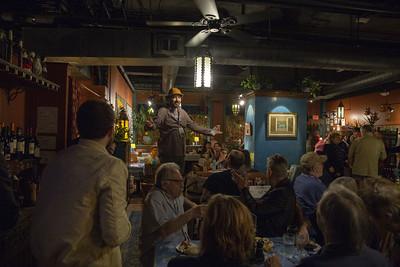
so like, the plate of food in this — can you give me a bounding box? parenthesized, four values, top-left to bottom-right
(255, 237, 274, 253)
(176, 240, 200, 256)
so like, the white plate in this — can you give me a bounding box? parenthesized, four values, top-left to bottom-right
(249, 185, 271, 199)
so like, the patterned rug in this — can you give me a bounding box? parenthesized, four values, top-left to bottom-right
(122, 211, 142, 267)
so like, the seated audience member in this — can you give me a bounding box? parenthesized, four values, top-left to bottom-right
(140, 163, 205, 267)
(233, 154, 301, 238)
(359, 177, 400, 267)
(0, 154, 19, 231)
(201, 150, 245, 201)
(216, 148, 228, 169)
(297, 186, 390, 267)
(329, 176, 358, 193)
(267, 186, 390, 267)
(168, 194, 255, 267)
(294, 152, 327, 242)
(294, 152, 327, 218)
(201, 141, 214, 159)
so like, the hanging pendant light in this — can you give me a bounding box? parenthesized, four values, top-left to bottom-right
(194, 49, 212, 89)
(337, 101, 345, 125)
(232, 103, 240, 116)
(117, 108, 129, 142)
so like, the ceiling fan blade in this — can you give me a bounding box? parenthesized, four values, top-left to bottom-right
(146, 21, 198, 27)
(185, 30, 211, 47)
(235, 11, 267, 25)
(194, 0, 219, 20)
(225, 29, 258, 45)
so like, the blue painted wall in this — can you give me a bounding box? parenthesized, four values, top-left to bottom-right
(245, 96, 307, 172)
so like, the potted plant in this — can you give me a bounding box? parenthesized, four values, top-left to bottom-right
(240, 74, 261, 91)
(301, 77, 321, 99)
(364, 107, 380, 126)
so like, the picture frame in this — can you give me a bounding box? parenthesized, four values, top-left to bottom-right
(266, 112, 297, 139)
(244, 122, 252, 136)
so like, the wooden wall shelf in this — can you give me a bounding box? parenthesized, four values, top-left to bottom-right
(0, 58, 60, 100)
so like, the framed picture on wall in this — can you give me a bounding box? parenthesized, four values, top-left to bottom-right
(244, 122, 252, 136)
(266, 112, 297, 139)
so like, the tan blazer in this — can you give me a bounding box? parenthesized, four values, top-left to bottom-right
(31, 139, 131, 267)
(348, 134, 387, 178)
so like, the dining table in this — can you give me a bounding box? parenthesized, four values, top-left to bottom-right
(154, 236, 310, 267)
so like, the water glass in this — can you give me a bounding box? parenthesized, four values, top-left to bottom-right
(282, 226, 297, 257)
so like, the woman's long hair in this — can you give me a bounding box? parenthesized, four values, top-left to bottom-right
(200, 194, 255, 264)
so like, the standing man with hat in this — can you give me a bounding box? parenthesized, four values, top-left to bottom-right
(145, 87, 222, 171)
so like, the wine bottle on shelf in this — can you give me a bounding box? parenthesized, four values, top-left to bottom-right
(42, 60, 48, 78)
(0, 30, 6, 60)
(34, 131, 40, 159)
(33, 53, 42, 76)
(22, 50, 30, 70)
(27, 128, 36, 158)
(3, 130, 11, 161)
(16, 127, 25, 160)
(9, 123, 17, 160)
(17, 40, 23, 67)
(7, 30, 13, 63)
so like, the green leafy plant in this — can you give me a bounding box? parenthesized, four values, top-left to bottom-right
(364, 107, 380, 126)
(301, 77, 321, 98)
(240, 75, 261, 91)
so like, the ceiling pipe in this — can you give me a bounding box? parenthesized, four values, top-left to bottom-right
(219, 0, 400, 16)
(318, 71, 400, 99)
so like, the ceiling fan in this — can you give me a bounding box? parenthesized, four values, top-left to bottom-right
(146, 0, 268, 47)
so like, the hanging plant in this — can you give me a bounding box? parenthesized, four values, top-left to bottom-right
(364, 107, 380, 126)
(240, 75, 261, 91)
(301, 77, 321, 98)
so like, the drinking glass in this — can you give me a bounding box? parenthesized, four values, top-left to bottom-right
(282, 225, 297, 257)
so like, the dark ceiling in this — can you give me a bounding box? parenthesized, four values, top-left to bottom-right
(1, 0, 400, 98)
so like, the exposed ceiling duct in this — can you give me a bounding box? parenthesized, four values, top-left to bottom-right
(23, 27, 400, 72)
(319, 71, 400, 99)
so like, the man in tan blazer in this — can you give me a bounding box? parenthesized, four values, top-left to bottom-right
(31, 100, 131, 267)
(348, 125, 387, 180)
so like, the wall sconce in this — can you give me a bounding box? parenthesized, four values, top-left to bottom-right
(194, 136, 200, 145)
(232, 103, 240, 116)
(238, 94, 246, 106)
(194, 49, 212, 89)
(117, 108, 129, 142)
(337, 101, 345, 124)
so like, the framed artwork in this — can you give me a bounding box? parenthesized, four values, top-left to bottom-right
(266, 112, 297, 139)
(245, 122, 252, 136)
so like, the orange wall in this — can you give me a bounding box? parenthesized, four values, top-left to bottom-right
(110, 66, 133, 107)
(0, 90, 25, 129)
(326, 88, 400, 126)
(307, 100, 321, 116)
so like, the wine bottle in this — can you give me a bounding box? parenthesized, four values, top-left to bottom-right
(28, 128, 35, 158)
(4, 126, 11, 161)
(16, 127, 25, 160)
(34, 131, 40, 159)
(0, 30, 6, 60)
(9, 123, 17, 159)
(17, 40, 23, 67)
(7, 30, 13, 63)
